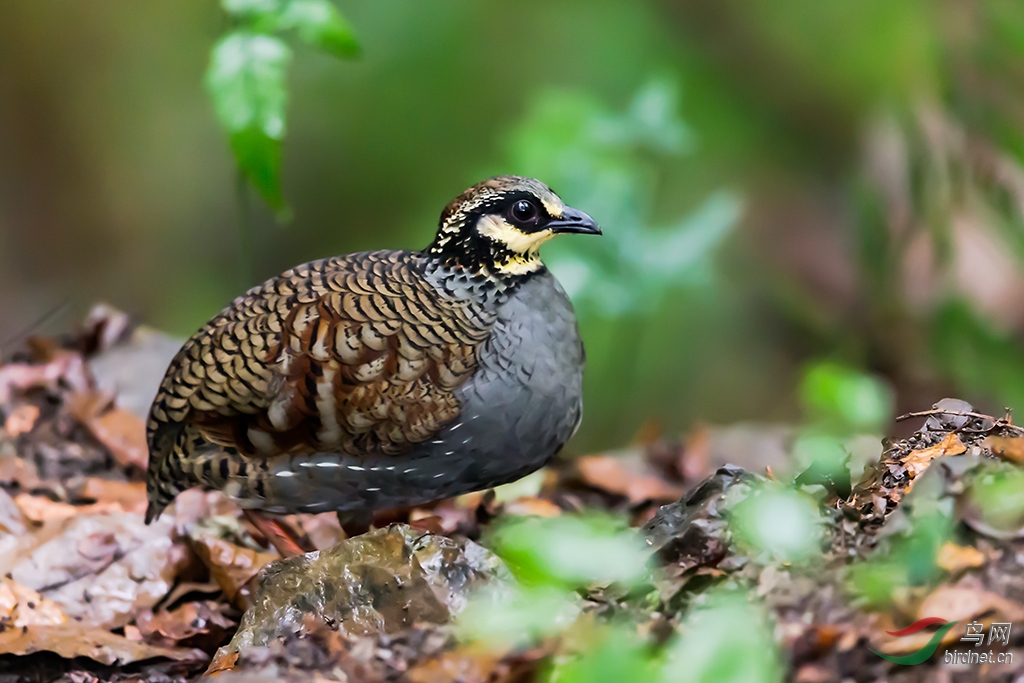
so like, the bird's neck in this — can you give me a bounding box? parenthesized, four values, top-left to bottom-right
(422, 225, 545, 295)
(418, 251, 543, 305)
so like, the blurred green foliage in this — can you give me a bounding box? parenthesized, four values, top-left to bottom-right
(662, 591, 783, 683)
(967, 461, 1024, 536)
(487, 514, 649, 589)
(5, 0, 1024, 448)
(464, 512, 784, 683)
(207, 0, 358, 214)
(799, 361, 893, 435)
(849, 467, 954, 606)
(729, 483, 826, 563)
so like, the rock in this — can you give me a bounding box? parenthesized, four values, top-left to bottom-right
(216, 525, 510, 668)
(88, 326, 183, 419)
(642, 465, 758, 606)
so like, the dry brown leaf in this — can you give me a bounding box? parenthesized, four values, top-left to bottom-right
(985, 435, 1024, 465)
(918, 584, 1024, 624)
(576, 455, 684, 504)
(80, 478, 148, 513)
(0, 623, 205, 666)
(902, 432, 965, 479)
(936, 542, 987, 574)
(191, 535, 278, 606)
(7, 512, 187, 629)
(407, 647, 504, 683)
(14, 492, 124, 523)
(205, 648, 239, 677)
(0, 352, 90, 405)
(4, 404, 40, 437)
(69, 392, 149, 470)
(503, 497, 562, 518)
(136, 600, 236, 644)
(0, 576, 67, 627)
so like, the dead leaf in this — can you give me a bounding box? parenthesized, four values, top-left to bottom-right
(0, 352, 90, 405)
(136, 600, 236, 645)
(7, 512, 188, 629)
(935, 542, 987, 574)
(190, 534, 278, 607)
(0, 623, 205, 666)
(918, 583, 1024, 624)
(4, 404, 40, 437)
(902, 432, 965, 479)
(205, 648, 239, 677)
(985, 435, 1024, 465)
(407, 647, 504, 683)
(503, 497, 562, 518)
(79, 478, 148, 513)
(69, 392, 149, 469)
(0, 576, 67, 627)
(14, 492, 124, 523)
(576, 454, 684, 504)
(681, 424, 710, 482)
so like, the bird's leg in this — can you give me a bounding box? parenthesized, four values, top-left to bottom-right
(243, 509, 312, 557)
(337, 509, 374, 538)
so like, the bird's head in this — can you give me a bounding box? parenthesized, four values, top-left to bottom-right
(426, 176, 601, 278)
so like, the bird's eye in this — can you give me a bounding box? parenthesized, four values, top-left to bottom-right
(509, 199, 539, 225)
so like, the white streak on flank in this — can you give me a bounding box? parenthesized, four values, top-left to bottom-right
(449, 422, 463, 432)
(276, 471, 296, 477)
(403, 467, 416, 473)
(433, 473, 445, 478)
(316, 461, 340, 468)
(366, 487, 380, 492)
(347, 465, 366, 471)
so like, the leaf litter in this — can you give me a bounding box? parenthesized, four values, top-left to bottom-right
(1, 306, 1024, 681)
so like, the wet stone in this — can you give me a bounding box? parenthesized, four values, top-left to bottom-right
(222, 524, 511, 656)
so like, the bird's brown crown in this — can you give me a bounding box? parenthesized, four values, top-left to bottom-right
(426, 175, 600, 278)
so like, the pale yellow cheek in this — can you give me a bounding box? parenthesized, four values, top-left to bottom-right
(476, 215, 554, 254)
(541, 197, 565, 218)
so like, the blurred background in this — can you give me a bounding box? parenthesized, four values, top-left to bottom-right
(3, 0, 1024, 453)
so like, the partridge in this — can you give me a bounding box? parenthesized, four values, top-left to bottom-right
(144, 176, 600, 529)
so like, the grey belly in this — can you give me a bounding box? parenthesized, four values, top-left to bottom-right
(249, 272, 585, 514)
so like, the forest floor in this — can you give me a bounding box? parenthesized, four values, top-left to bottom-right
(0, 307, 1023, 683)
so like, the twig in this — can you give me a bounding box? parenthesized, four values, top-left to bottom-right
(895, 408, 998, 423)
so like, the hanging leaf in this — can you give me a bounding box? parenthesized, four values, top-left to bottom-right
(205, 31, 291, 213)
(221, 0, 359, 58)
(277, 0, 360, 58)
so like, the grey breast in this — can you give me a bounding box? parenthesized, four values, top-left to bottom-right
(249, 270, 584, 514)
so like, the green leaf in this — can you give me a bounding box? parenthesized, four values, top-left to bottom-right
(221, 0, 359, 58)
(729, 483, 826, 562)
(230, 128, 286, 213)
(799, 361, 893, 432)
(279, 0, 359, 58)
(487, 514, 649, 588)
(661, 591, 783, 683)
(206, 31, 291, 212)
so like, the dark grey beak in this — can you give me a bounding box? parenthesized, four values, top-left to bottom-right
(548, 207, 601, 235)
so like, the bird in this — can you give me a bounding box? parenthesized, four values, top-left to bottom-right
(144, 175, 600, 547)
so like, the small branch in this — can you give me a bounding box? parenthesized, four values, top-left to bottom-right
(895, 408, 998, 423)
